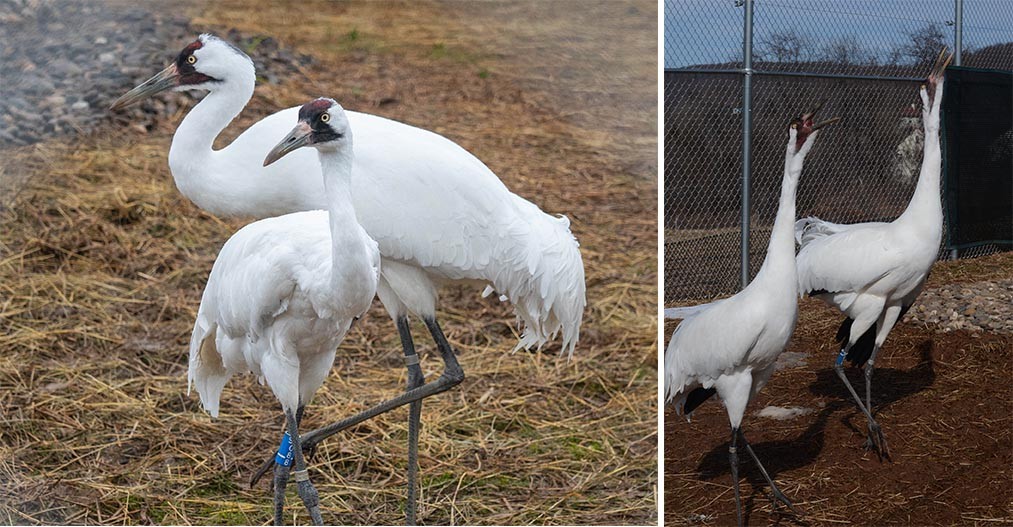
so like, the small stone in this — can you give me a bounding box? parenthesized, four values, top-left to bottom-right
(99, 52, 115, 63)
(71, 101, 90, 111)
(95, 36, 108, 45)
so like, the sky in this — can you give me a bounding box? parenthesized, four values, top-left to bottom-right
(664, 0, 1013, 68)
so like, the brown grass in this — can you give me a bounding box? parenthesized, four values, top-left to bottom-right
(0, 1, 657, 525)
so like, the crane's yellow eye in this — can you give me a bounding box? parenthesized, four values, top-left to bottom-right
(320, 113, 330, 122)
(187, 55, 197, 64)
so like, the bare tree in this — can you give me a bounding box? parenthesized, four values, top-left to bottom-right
(822, 36, 874, 65)
(759, 30, 811, 62)
(898, 23, 947, 67)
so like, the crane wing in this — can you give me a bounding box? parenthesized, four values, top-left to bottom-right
(796, 224, 904, 297)
(794, 216, 889, 245)
(194, 211, 333, 344)
(664, 299, 725, 320)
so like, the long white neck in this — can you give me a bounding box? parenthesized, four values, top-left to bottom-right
(167, 78, 253, 193)
(753, 144, 803, 287)
(317, 145, 370, 293)
(896, 115, 943, 233)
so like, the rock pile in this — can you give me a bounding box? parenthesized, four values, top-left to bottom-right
(0, 1, 313, 147)
(904, 279, 1013, 334)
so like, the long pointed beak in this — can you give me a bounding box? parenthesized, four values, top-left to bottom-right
(929, 47, 953, 80)
(110, 64, 179, 111)
(801, 101, 825, 122)
(811, 116, 840, 131)
(264, 122, 313, 166)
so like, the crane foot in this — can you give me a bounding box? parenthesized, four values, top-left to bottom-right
(864, 420, 891, 461)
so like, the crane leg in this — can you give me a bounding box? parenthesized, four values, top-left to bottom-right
(833, 355, 886, 454)
(739, 431, 799, 516)
(272, 405, 304, 525)
(397, 316, 425, 526)
(862, 350, 888, 459)
(286, 409, 324, 525)
(250, 318, 464, 489)
(728, 428, 743, 527)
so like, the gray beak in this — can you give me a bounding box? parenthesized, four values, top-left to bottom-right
(264, 122, 313, 166)
(110, 64, 179, 111)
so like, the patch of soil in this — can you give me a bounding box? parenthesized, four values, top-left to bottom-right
(665, 297, 1013, 526)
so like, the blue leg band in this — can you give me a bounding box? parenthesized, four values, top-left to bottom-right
(835, 348, 847, 366)
(276, 431, 294, 467)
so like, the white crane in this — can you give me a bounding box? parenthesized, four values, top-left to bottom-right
(665, 107, 837, 526)
(794, 49, 952, 459)
(112, 34, 585, 522)
(188, 99, 380, 525)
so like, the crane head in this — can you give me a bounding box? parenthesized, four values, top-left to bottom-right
(264, 98, 351, 166)
(110, 34, 253, 111)
(924, 47, 953, 104)
(789, 102, 839, 151)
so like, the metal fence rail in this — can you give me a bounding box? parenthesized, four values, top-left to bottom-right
(664, 0, 1013, 303)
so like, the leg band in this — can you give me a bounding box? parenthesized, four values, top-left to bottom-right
(292, 469, 310, 482)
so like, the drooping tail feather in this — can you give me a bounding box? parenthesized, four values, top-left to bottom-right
(795, 216, 843, 246)
(495, 210, 585, 358)
(187, 318, 230, 418)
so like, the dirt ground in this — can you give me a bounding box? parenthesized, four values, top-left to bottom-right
(665, 252, 1013, 526)
(0, 1, 657, 525)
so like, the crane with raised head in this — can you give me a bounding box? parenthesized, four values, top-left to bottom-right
(188, 99, 379, 525)
(794, 49, 952, 459)
(112, 34, 585, 524)
(666, 106, 838, 526)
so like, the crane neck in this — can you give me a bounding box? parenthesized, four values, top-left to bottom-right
(897, 124, 943, 231)
(754, 147, 802, 286)
(168, 79, 254, 177)
(317, 143, 370, 292)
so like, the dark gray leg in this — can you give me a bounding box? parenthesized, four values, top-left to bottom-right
(397, 316, 425, 526)
(250, 317, 464, 487)
(740, 431, 799, 515)
(729, 428, 743, 527)
(272, 405, 304, 525)
(286, 409, 323, 525)
(862, 347, 889, 458)
(832, 348, 887, 456)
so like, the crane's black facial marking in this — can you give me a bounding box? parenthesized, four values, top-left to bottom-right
(176, 40, 218, 85)
(298, 99, 343, 144)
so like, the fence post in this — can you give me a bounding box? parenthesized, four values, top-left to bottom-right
(949, 0, 962, 260)
(954, 0, 963, 66)
(740, 0, 754, 288)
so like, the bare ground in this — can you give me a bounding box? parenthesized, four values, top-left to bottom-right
(664, 251, 1013, 526)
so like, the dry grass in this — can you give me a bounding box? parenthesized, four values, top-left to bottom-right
(0, 1, 657, 525)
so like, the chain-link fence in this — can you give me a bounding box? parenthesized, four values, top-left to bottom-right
(664, 0, 1013, 302)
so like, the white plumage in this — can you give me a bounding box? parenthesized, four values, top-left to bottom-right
(116, 34, 584, 357)
(793, 50, 951, 458)
(187, 99, 378, 524)
(113, 34, 584, 523)
(187, 209, 379, 417)
(665, 109, 835, 526)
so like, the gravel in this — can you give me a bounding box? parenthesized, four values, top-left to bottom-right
(0, 0, 314, 148)
(904, 279, 1013, 334)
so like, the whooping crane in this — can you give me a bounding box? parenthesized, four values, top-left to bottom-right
(794, 49, 952, 459)
(188, 99, 380, 525)
(666, 106, 838, 526)
(112, 34, 585, 522)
